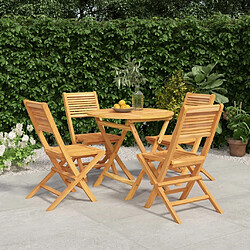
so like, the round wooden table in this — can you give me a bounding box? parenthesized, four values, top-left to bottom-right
(87, 108, 174, 196)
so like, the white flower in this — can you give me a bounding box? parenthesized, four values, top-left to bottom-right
(22, 135, 29, 142)
(2, 137, 8, 147)
(15, 129, 23, 137)
(8, 141, 16, 148)
(4, 160, 11, 168)
(24, 155, 32, 165)
(29, 137, 36, 145)
(27, 125, 34, 132)
(0, 132, 3, 140)
(14, 123, 24, 136)
(19, 141, 27, 148)
(16, 123, 23, 131)
(8, 131, 16, 140)
(0, 145, 6, 157)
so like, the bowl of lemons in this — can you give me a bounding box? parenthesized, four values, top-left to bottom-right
(113, 100, 134, 113)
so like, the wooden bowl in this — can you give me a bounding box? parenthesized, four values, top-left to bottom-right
(112, 107, 134, 113)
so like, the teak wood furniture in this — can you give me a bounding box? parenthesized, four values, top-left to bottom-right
(63, 92, 120, 174)
(24, 100, 105, 211)
(86, 108, 174, 188)
(131, 104, 224, 224)
(146, 92, 216, 181)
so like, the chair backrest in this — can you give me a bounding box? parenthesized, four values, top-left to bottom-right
(183, 92, 215, 106)
(62, 92, 100, 143)
(24, 100, 65, 151)
(159, 104, 224, 179)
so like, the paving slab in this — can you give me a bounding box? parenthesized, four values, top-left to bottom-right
(0, 155, 249, 250)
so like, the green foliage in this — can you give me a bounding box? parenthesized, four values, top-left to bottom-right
(1, 0, 248, 20)
(114, 57, 147, 89)
(224, 104, 250, 143)
(0, 0, 77, 18)
(0, 123, 38, 171)
(156, 69, 192, 118)
(184, 63, 228, 103)
(0, 15, 249, 147)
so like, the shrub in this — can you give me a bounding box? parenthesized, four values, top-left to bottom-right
(0, 15, 249, 146)
(0, 123, 38, 172)
(156, 69, 193, 119)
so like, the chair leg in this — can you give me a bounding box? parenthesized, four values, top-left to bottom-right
(46, 178, 84, 211)
(144, 187, 158, 208)
(125, 169, 146, 200)
(175, 167, 189, 186)
(26, 170, 55, 199)
(179, 164, 202, 200)
(46, 167, 99, 211)
(197, 179, 223, 214)
(76, 159, 88, 183)
(51, 157, 77, 192)
(78, 180, 97, 202)
(158, 187, 182, 224)
(200, 168, 215, 181)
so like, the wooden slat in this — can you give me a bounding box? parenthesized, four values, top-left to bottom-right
(65, 92, 98, 117)
(99, 121, 131, 131)
(37, 125, 53, 134)
(182, 119, 215, 126)
(40, 184, 61, 196)
(51, 167, 76, 179)
(163, 187, 186, 195)
(179, 133, 211, 139)
(104, 171, 134, 186)
(171, 195, 209, 206)
(143, 153, 166, 162)
(158, 175, 202, 186)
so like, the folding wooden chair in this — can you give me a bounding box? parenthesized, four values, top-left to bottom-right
(24, 100, 105, 211)
(63, 92, 120, 174)
(136, 104, 224, 224)
(146, 92, 216, 180)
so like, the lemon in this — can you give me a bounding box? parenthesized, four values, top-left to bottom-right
(125, 104, 130, 109)
(120, 104, 127, 109)
(113, 104, 120, 109)
(118, 100, 126, 106)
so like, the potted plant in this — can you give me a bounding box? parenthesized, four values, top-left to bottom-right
(223, 102, 250, 156)
(114, 57, 147, 110)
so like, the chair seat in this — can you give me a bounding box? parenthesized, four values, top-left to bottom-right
(75, 132, 120, 144)
(142, 149, 205, 168)
(146, 135, 197, 146)
(45, 144, 103, 159)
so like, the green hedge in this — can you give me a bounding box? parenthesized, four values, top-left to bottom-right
(0, 15, 249, 146)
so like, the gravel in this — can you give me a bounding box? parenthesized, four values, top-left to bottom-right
(0, 145, 249, 177)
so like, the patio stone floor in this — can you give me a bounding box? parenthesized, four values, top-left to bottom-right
(0, 155, 249, 249)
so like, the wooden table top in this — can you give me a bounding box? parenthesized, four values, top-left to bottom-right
(87, 108, 174, 121)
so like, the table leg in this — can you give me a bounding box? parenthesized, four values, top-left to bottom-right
(96, 118, 134, 180)
(93, 120, 134, 187)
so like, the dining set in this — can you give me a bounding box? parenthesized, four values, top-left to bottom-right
(24, 91, 224, 224)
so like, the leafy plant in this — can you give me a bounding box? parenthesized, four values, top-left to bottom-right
(223, 102, 250, 143)
(114, 57, 147, 89)
(0, 123, 38, 172)
(0, 15, 249, 147)
(184, 63, 229, 104)
(156, 69, 193, 118)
